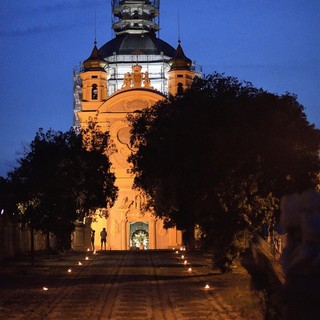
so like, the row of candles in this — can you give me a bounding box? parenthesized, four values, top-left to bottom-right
(43, 248, 96, 291)
(42, 247, 211, 291)
(173, 247, 211, 290)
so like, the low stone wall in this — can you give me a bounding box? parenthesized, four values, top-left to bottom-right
(0, 216, 47, 261)
(251, 234, 285, 292)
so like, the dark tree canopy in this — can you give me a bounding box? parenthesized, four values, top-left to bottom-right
(129, 72, 320, 271)
(8, 124, 118, 248)
(0, 177, 16, 219)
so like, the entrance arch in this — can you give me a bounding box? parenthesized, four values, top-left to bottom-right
(130, 222, 149, 249)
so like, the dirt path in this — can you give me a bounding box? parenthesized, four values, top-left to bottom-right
(0, 250, 263, 319)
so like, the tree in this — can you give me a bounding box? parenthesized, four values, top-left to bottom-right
(0, 177, 14, 214)
(9, 124, 118, 251)
(129, 72, 320, 271)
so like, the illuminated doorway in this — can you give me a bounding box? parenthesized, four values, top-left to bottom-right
(130, 222, 149, 249)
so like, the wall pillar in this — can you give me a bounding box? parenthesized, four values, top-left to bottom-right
(121, 220, 127, 250)
(149, 219, 157, 249)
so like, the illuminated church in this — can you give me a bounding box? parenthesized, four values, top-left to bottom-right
(72, 0, 201, 250)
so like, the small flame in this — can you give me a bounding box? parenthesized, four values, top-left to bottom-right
(87, 248, 90, 251)
(43, 287, 49, 291)
(85, 256, 89, 260)
(78, 261, 82, 266)
(204, 284, 210, 289)
(181, 255, 184, 259)
(184, 260, 188, 265)
(68, 268, 72, 273)
(188, 267, 192, 272)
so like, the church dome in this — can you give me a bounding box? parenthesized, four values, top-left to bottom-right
(99, 34, 176, 58)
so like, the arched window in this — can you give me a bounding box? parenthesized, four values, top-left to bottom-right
(177, 82, 184, 95)
(92, 84, 98, 100)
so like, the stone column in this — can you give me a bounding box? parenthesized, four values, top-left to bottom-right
(149, 219, 157, 249)
(121, 220, 127, 250)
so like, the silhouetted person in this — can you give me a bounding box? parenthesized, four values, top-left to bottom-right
(90, 229, 95, 251)
(100, 228, 107, 250)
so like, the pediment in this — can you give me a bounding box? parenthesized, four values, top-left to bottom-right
(97, 88, 166, 113)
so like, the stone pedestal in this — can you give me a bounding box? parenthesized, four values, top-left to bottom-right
(275, 276, 320, 320)
(72, 222, 91, 251)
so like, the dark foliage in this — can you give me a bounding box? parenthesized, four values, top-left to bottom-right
(7, 124, 118, 249)
(128, 72, 320, 271)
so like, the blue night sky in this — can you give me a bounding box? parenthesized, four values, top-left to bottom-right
(0, 0, 319, 177)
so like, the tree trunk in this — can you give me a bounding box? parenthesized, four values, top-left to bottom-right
(30, 215, 34, 267)
(46, 231, 51, 255)
(182, 227, 195, 251)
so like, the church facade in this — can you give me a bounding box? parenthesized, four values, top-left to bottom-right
(72, 0, 200, 250)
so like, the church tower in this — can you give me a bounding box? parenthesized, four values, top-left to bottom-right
(80, 42, 108, 111)
(72, 0, 201, 250)
(168, 40, 196, 96)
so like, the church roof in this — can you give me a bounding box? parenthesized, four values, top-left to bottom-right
(99, 34, 176, 59)
(83, 42, 106, 71)
(169, 41, 192, 70)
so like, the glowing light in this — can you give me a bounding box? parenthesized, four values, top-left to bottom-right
(68, 269, 72, 273)
(204, 284, 210, 289)
(175, 251, 179, 254)
(1, 209, 4, 215)
(181, 255, 184, 259)
(43, 287, 49, 291)
(78, 261, 82, 266)
(184, 260, 188, 265)
(87, 248, 90, 251)
(85, 256, 89, 260)
(188, 267, 192, 272)
(93, 250, 96, 255)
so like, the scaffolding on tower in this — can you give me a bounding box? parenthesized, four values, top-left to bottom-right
(111, 0, 160, 36)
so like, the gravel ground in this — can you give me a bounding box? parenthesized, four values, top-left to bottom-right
(0, 250, 264, 319)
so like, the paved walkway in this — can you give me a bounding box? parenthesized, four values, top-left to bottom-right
(0, 250, 251, 320)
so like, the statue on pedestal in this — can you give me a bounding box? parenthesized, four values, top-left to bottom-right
(121, 65, 154, 90)
(274, 190, 320, 319)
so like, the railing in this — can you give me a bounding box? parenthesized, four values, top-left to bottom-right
(251, 233, 286, 289)
(270, 232, 286, 260)
(258, 231, 286, 261)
